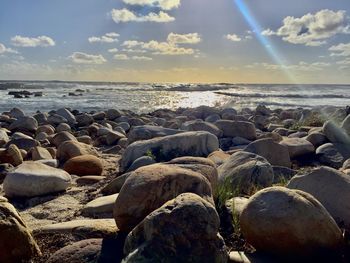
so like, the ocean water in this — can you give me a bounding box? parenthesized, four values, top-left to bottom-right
(0, 81, 349, 114)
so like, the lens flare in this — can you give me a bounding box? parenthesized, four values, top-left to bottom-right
(234, 0, 299, 84)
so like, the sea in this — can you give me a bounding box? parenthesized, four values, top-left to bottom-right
(0, 81, 349, 114)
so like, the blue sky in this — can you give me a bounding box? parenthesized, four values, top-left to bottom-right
(0, 0, 349, 83)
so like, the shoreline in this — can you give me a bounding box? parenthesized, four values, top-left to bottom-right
(1, 104, 350, 262)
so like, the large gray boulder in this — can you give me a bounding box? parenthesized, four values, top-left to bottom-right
(288, 167, 350, 230)
(218, 151, 274, 194)
(214, 120, 256, 140)
(120, 131, 219, 172)
(244, 138, 291, 167)
(323, 120, 350, 144)
(240, 187, 343, 256)
(127, 125, 184, 143)
(9, 116, 38, 133)
(181, 120, 223, 137)
(123, 193, 228, 263)
(3, 161, 72, 197)
(56, 108, 76, 124)
(280, 138, 315, 159)
(316, 143, 345, 168)
(114, 163, 213, 232)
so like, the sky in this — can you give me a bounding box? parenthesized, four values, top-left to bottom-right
(0, 0, 350, 84)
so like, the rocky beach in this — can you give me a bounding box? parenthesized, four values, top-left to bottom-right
(0, 104, 350, 262)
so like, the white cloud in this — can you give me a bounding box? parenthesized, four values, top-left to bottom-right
(69, 52, 106, 64)
(225, 34, 242, 42)
(114, 54, 130, 60)
(261, 9, 350, 46)
(11, 35, 55, 47)
(329, 43, 350, 57)
(111, 8, 175, 23)
(132, 55, 153, 61)
(89, 32, 119, 43)
(113, 54, 153, 61)
(108, 48, 119, 53)
(0, 43, 18, 54)
(122, 0, 180, 10)
(167, 33, 201, 44)
(121, 33, 200, 55)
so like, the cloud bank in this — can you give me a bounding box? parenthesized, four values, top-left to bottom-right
(111, 8, 174, 23)
(262, 9, 349, 46)
(11, 35, 55, 47)
(70, 52, 106, 64)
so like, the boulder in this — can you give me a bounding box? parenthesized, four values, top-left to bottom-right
(240, 187, 343, 256)
(215, 120, 256, 140)
(56, 108, 76, 124)
(48, 114, 68, 125)
(0, 199, 41, 263)
(3, 161, 72, 197)
(208, 150, 230, 167)
(114, 163, 213, 232)
(31, 146, 53, 161)
(244, 138, 291, 167)
(127, 125, 184, 143)
(218, 151, 274, 195)
(0, 163, 14, 183)
(106, 130, 125, 145)
(316, 143, 345, 169)
(9, 107, 25, 119)
(123, 193, 227, 263)
(102, 173, 130, 195)
(56, 123, 71, 133)
(0, 144, 23, 166)
(306, 132, 328, 147)
(120, 131, 219, 172)
(9, 116, 38, 133)
(63, 155, 103, 176)
(166, 156, 218, 189)
(76, 113, 94, 127)
(57, 140, 99, 163)
(82, 194, 118, 217)
(126, 156, 156, 172)
(106, 109, 122, 120)
(280, 138, 315, 159)
(0, 129, 9, 146)
(7, 137, 40, 152)
(52, 131, 77, 147)
(35, 219, 118, 239)
(47, 239, 102, 263)
(288, 167, 350, 230)
(323, 120, 350, 144)
(181, 119, 223, 137)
